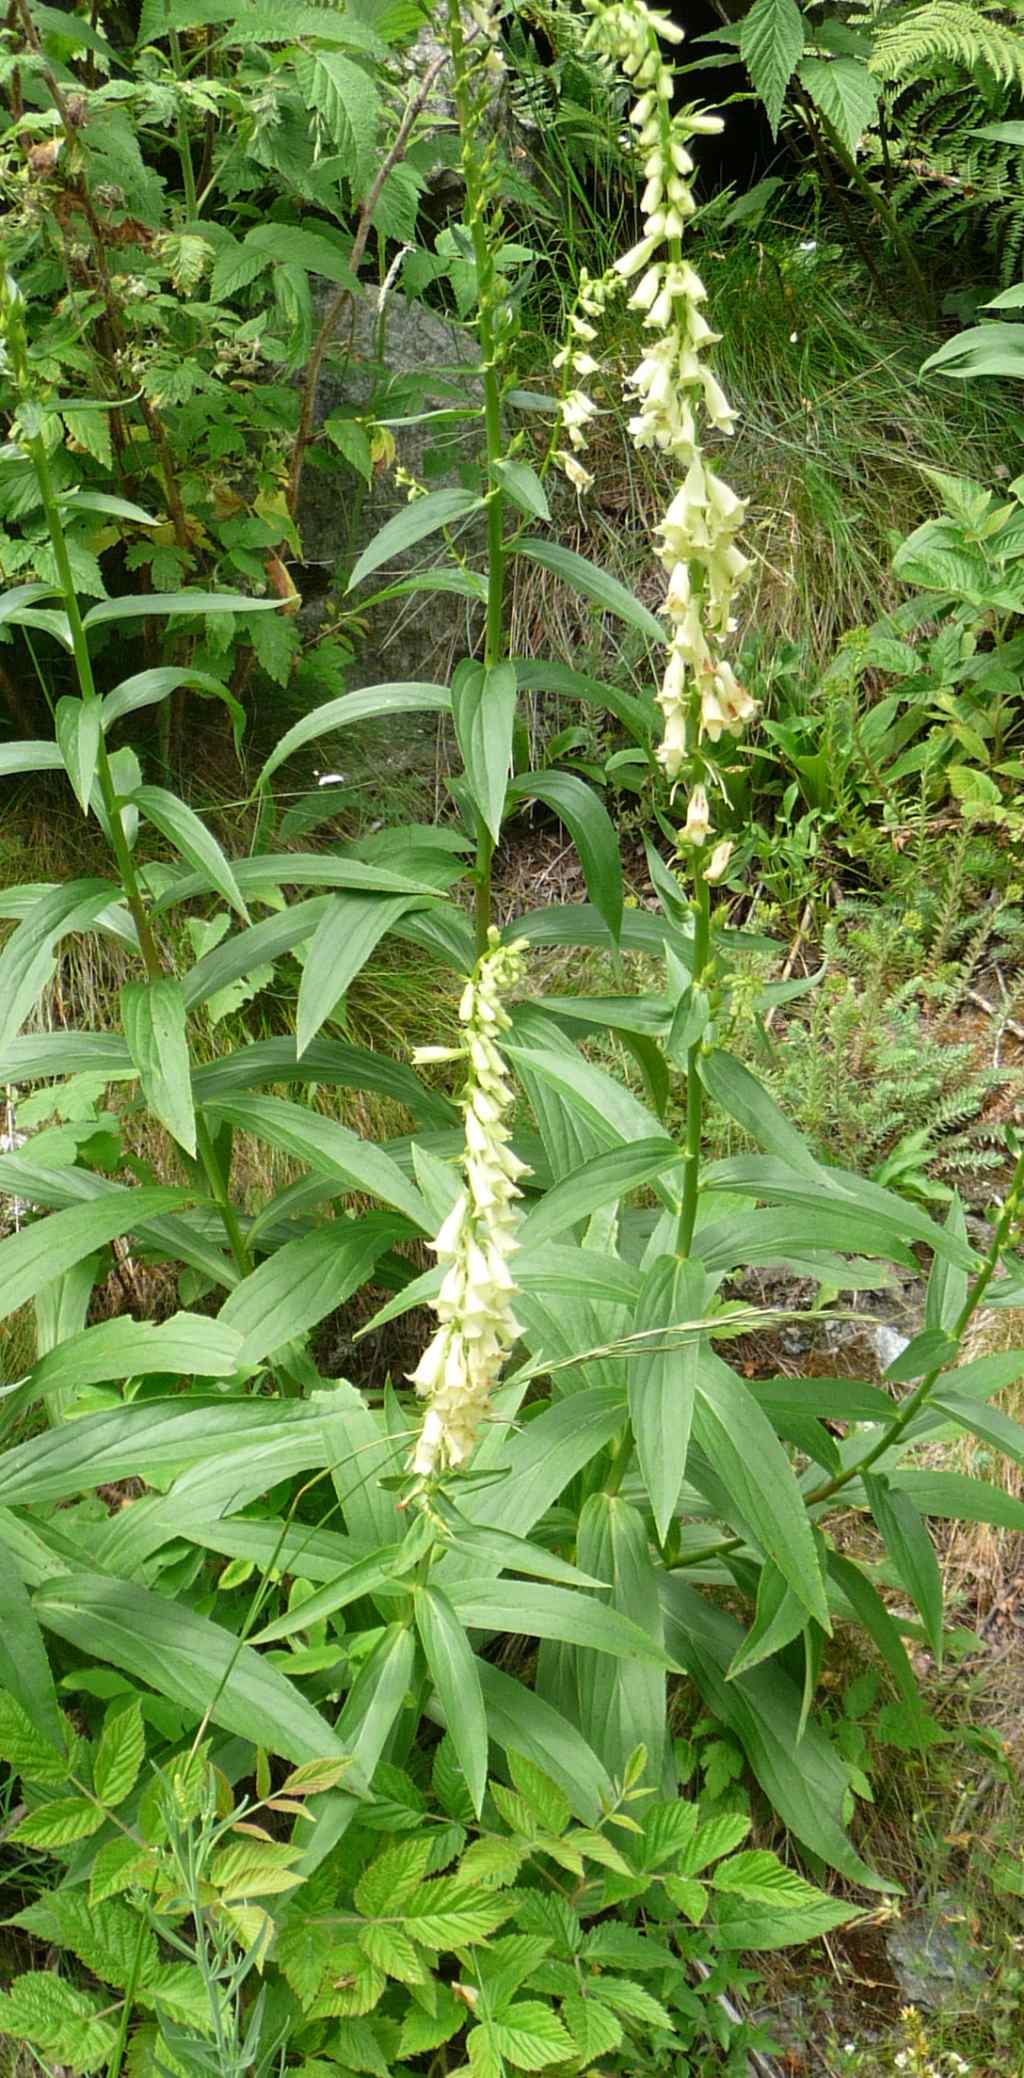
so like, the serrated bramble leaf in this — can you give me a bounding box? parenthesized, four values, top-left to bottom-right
(398, 1983, 465, 2056)
(561, 1992, 624, 2060)
(209, 1838, 304, 1898)
(403, 1878, 515, 1946)
(507, 1751, 571, 1836)
(14, 1889, 157, 1992)
(593, 1976, 672, 2028)
(14, 1795, 105, 1848)
(280, 1756, 353, 1798)
(358, 1919, 427, 1982)
(93, 1695, 145, 1808)
(0, 1666, 66, 1779)
(459, 1834, 528, 1886)
(0, 1973, 115, 2072)
(354, 1835, 435, 1918)
(662, 1874, 709, 1920)
(739, 0, 804, 134)
(489, 2001, 575, 2071)
(677, 1810, 752, 1876)
(90, 1834, 154, 1905)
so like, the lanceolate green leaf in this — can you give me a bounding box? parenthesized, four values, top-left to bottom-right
(629, 1257, 708, 1544)
(121, 978, 197, 1156)
(55, 696, 101, 815)
(466, 1387, 629, 1540)
(346, 490, 484, 593)
(181, 898, 329, 1010)
(257, 684, 451, 790)
(207, 1093, 432, 1229)
(218, 1217, 404, 1365)
(518, 1138, 681, 1251)
(699, 1050, 820, 1174)
(83, 591, 284, 629)
(661, 1580, 888, 1889)
(253, 1544, 408, 1643)
(864, 1475, 944, 1664)
(575, 1494, 667, 1786)
(514, 539, 664, 643)
(507, 771, 623, 943)
(826, 1550, 919, 1707)
(0, 1186, 190, 1327)
(0, 740, 64, 778)
(0, 1399, 324, 1508)
(132, 785, 249, 921)
(192, 1034, 456, 1125)
(703, 1156, 978, 1270)
(0, 1539, 65, 1754)
(34, 1574, 356, 1770)
(0, 879, 119, 1053)
(297, 893, 426, 1055)
(691, 1349, 830, 1628)
(446, 1579, 673, 1663)
(21, 1312, 243, 1413)
(103, 666, 245, 743)
(476, 1662, 612, 1824)
(452, 660, 517, 845)
(417, 1584, 489, 1816)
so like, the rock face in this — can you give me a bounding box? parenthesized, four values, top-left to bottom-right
(298, 290, 484, 693)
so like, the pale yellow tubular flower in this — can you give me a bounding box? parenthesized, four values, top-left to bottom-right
(572, 0, 755, 791)
(409, 931, 529, 1479)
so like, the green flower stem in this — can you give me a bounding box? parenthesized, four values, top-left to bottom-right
(670, 1151, 1024, 1569)
(446, 0, 507, 953)
(195, 1114, 252, 1280)
(676, 862, 710, 1257)
(24, 428, 166, 987)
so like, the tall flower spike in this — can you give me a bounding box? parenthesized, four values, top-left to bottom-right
(408, 930, 529, 1479)
(555, 0, 756, 831)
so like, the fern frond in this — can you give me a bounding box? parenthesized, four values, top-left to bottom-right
(869, 0, 1024, 86)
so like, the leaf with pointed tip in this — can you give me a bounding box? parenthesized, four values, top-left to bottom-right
(34, 1573, 357, 1769)
(0, 1185, 189, 1327)
(417, 1584, 488, 1816)
(508, 770, 623, 942)
(346, 489, 484, 592)
(55, 697, 101, 813)
(0, 879, 118, 1052)
(452, 661, 517, 845)
(0, 1539, 65, 1755)
(132, 786, 249, 921)
(691, 1349, 830, 1629)
(207, 1093, 431, 1229)
(122, 978, 196, 1156)
(864, 1474, 944, 1664)
(258, 684, 451, 790)
(0, 740, 63, 778)
(514, 539, 663, 643)
(83, 590, 283, 628)
(630, 1257, 707, 1543)
(297, 893, 425, 1054)
(218, 1218, 401, 1367)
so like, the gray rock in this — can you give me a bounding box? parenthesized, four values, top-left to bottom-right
(885, 1891, 986, 2012)
(298, 289, 485, 693)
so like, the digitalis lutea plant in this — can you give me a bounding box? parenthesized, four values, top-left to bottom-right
(556, 0, 756, 865)
(409, 930, 529, 1477)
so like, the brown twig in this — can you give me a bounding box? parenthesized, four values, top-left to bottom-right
(286, 48, 451, 521)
